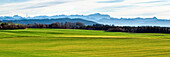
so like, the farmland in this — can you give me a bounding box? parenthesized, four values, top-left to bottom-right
(0, 28, 170, 57)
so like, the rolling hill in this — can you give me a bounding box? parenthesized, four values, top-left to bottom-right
(2, 18, 98, 25)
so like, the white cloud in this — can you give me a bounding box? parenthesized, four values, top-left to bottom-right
(0, 0, 170, 19)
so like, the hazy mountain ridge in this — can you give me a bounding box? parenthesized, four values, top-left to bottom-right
(0, 13, 111, 21)
(0, 13, 170, 27)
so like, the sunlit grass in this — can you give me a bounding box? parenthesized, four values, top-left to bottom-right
(0, 28, 170, 57)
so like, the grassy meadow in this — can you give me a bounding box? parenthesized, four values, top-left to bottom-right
(0, 28, 170, 57)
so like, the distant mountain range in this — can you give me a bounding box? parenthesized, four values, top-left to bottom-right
(0, 13, 170, 27)
(2, 18, 98, 25)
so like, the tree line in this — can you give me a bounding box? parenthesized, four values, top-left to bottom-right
(26, 22, 170, 33)
(27, 22, 85, 29)
(0, 21, 170, 33)
(0, 22, 27, 29)
(81, 25, 170, 33)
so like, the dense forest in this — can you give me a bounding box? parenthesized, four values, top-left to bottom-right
(0, 21, 170, 33)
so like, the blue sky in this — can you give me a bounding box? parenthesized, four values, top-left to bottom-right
(0, 0, 170, 19)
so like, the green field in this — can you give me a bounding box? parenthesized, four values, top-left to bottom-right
(0, 28, 170, 57)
